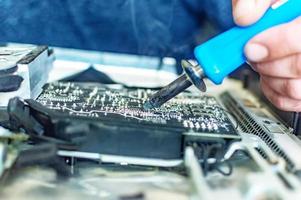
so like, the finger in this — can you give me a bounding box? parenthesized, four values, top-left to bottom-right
(245, 17, 301, 62)
(251, 54, 301, 78)
(261, 75, 301, 100)
(232, 0, 272, 26)
(260, 78, 301, 111)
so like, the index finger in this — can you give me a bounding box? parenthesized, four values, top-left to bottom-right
(232, 0, 273, 26)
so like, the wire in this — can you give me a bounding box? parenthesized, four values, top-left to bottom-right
(195, 142, 233, 177)
(292, 112, 300, 135)
(215, 162, 233, 176)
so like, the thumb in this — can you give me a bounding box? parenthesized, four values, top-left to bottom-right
(245, 17, 301, 63)
(232, 0, 274, 26)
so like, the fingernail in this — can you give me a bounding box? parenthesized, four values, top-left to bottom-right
(245, 43, 269, 62)
(234, 0, 255, 22)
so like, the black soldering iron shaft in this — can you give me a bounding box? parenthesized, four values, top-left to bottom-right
(144, 74, 192, 109)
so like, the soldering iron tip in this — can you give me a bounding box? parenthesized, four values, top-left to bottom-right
(143, 101, 154, 110)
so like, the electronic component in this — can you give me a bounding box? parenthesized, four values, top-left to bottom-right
(0, 44, 54, 107)
(6, 82, 239, 160)
(185, 134, 301, 200)
(37, 82, 238, 138)
(3, 82, 236, 160)
(221, 91, 301, 172)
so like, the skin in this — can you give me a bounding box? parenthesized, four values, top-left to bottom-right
(232, 0, 301, 112)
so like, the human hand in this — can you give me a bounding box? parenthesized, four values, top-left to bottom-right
(232, 0, 301, 111)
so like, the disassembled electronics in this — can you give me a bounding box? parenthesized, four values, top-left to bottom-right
(185, 135, 301, 200)
(5, 82, 239, 162)
(0, 44, 54, 107)
(37, 82, 239, 139)
(4, 78, 301, 199)
(221, 91, 301, 173)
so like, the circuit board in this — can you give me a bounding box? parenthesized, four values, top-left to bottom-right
(37, 82, 238, 138)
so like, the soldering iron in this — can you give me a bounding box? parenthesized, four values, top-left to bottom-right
(144, 0, 301, 110)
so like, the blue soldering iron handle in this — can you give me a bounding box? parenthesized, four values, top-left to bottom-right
(194, 0, 301, 85)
